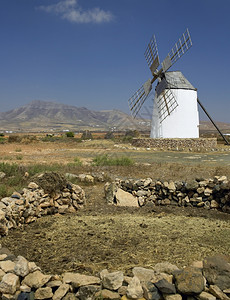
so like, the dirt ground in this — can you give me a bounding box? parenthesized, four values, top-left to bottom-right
(1, 140, 230, 275)
(2, 183, 230, 276)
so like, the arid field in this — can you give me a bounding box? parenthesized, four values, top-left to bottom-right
(1, 136, 230, 275)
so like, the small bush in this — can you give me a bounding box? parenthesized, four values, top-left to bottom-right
(0, 137, 5, 144)
(122, 130, 140, 142)
(66, 132, 75, 138)
(125, 130, 140, 137)
(73, 157, 83, 166)
(27, 163, 62, 176)
(0, 162, 24, 177)
(0, 185, 8, 198)
(81, 130, 93, 140)
(8, 135, 37, 144)
(16, 155, 23, 160)
(104, 132, 115, 139)
(92, 154, 134, 166)
(8, 135, 22, 143)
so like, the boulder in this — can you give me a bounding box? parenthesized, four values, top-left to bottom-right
(132, 267, 156, 282)
(63, 272, 100, 287)
(196, 291, 216, 300)
(126, 276, 143, 299)
(53, 284, 70, 300)
(154, 279, 176, 294)
(174, 266, 205, 295)
(0, 273, 20, 295)
(22, 270, 51, 289)
(142, 281, 161, 300)
(115, 188, 139, 207)
(34, 287, 53, 299)
(209, 285, 230, 300)
(102, 271, 124, 290)
(78, 285, 101, 300)
(14, 256, 29, 277)
(0, 260, 16, 273)
(154, 262, 179, 275)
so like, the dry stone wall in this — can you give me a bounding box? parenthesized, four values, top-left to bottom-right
(0, 172, 230, 299)
(104, 176, 230, 213)
(0, 247, 230, 300)
(0, 173, 86, 237)
(132, 138, 217, 151)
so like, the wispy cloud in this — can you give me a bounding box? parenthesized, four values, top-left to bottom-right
(37, 0, 114, 24)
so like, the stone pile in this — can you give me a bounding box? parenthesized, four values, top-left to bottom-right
(0, 174, 86, 236)
(65, 173, 106, 184)
(104, 176, 230, 212)
(0, 247, 229, 300)
(132, 138, 217, 152)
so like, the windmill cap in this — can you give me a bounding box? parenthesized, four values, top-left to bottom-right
(163, 71, 196, 90)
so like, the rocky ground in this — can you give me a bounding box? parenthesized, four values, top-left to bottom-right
(0, 140, 230, 278)
(2, 183, 230, 276)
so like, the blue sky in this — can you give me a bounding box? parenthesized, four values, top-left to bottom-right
(0, 0, 230, 122)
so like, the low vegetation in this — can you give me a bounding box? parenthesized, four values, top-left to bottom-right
(65, 131, 75, 138)
(92, 154, 134, 166)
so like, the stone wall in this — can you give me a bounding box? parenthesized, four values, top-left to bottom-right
(0, 173, 230, 299)
(0, 247, 230, 300)
(105, 176, 230, 213)
(0, 173, 85, 236)
(132, 138, 217, 151)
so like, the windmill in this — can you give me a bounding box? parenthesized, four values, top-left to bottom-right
(128, 29, 229, 144)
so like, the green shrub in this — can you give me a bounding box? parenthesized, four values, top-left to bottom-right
(16, 155, 23, 160)
(27, 163, 62, 176)
(0, 162, 24, 177)
(73, 157, 83, 166)
(0, 185, 8, 198)
(0, 137, 5, 144)
(66, 131, 75, 138)
(92, 154, 134, 166)
(121, 130, 140, 142)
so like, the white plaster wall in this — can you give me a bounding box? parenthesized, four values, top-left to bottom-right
(150, 89, 199, 138)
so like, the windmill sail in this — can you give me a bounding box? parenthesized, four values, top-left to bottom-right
(128, 79, 152, 117)
(161, 29, 192, 72)
(128, 29, 193, 123)
(156, 89, 178, 123)
(144, 35, 160, 76)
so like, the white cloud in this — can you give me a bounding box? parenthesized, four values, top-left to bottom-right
(37, 0, 114, 24)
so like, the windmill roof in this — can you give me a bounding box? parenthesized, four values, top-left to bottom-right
(165, 71, 196, 90)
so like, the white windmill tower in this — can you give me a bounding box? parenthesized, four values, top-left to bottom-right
(128, 29, 229, 145)
(128, 29, 199, 138)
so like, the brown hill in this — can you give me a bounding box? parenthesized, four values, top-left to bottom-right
(0, 100, 150, 132)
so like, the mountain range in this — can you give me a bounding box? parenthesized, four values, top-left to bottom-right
(0, 100, 229, 134)
(0, 100, 150, 132)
